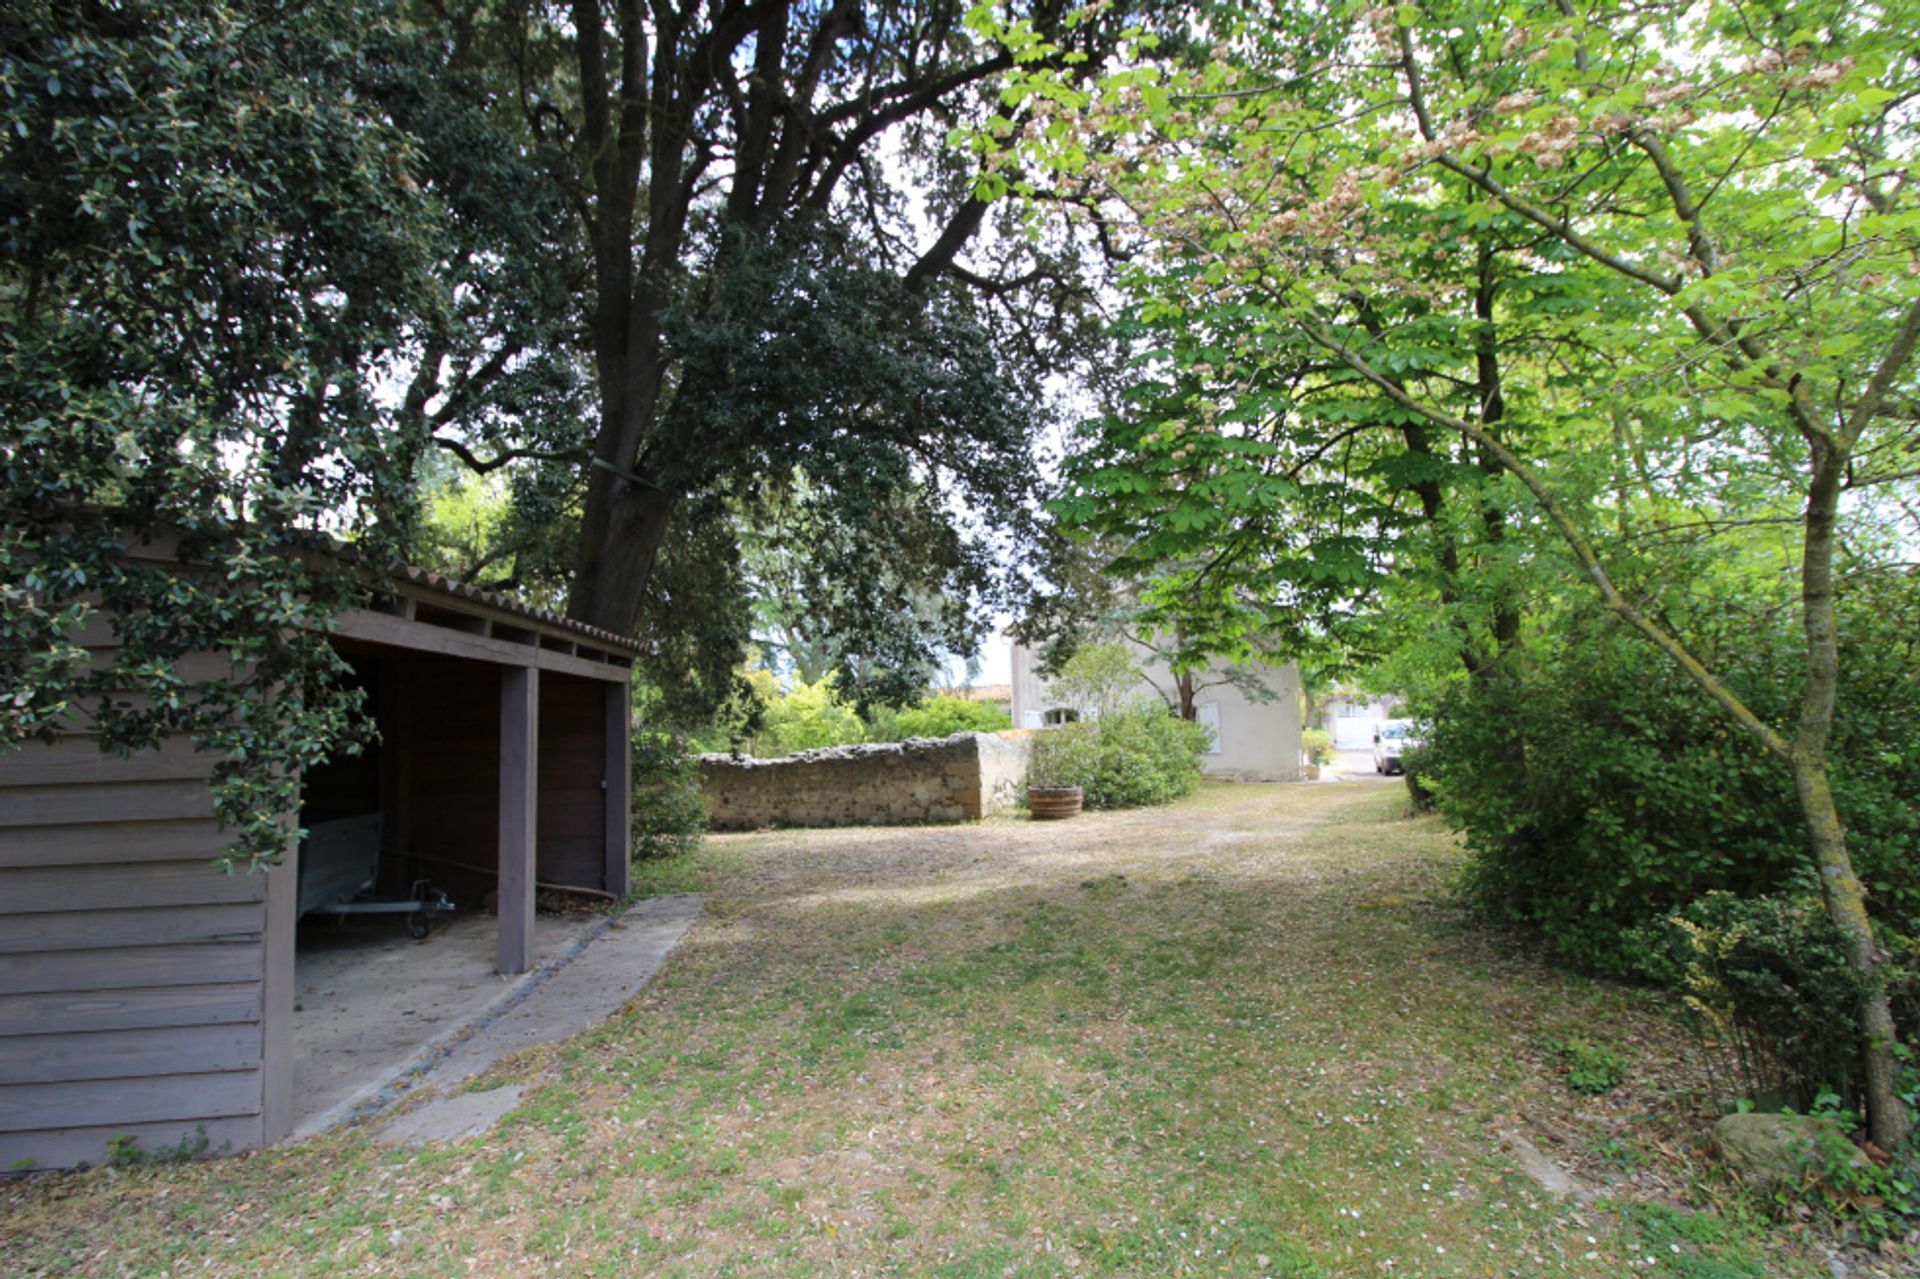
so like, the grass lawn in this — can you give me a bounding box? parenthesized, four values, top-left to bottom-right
(2, 781, 1868, 1277)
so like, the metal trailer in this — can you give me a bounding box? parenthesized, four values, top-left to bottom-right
(297, 813, 455, 939)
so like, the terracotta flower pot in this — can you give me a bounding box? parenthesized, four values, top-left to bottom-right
(1028, 786, 1085, 820)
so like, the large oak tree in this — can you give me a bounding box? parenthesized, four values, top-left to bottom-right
(400, 0, 1148, 663)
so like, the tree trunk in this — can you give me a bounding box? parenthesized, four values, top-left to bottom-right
(1307, 319, 1913, 1145)
(566, 121, 680, 636)
(1473, 242, 1520, 668)
(569, 478, 677, 633)
(1176, 670, 1196, 720)
(1796, 438, 1910, 1148)
(1792, 755, 1908, 1147)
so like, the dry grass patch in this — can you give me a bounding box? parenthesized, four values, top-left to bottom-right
(3, 781, 1866, 1278)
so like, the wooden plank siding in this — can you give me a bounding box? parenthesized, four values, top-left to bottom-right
(0, 731, 269, 1170)
(0, 735, 218, 787)
(0, 982, 261, 1036)
(537, 674, 608, 892)
(0, 1070, 263, 1133)
(0, 860, 265, 914)
(0, 1024, 262, 1082)
(0, 818, 228, 868)
(404, 658, 502, 883)
(0, 942, 262, 995)
(333, 607, 628, 685)
(3, 779, 217, 827)
(0, 902, 263, 954)
(0, 1114, 264, 1172)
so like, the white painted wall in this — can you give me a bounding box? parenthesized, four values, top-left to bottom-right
(1008, 636, 1303, 782)
(1323, 692, 1404, 750)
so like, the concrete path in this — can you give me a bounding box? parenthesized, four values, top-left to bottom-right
(1322, 746, 1383, 781)
(419, 891, 703, 1088)
(291, 893, 703, 1142)
(379, 1086, 526, 1146)
(291, 909, 604, 1134)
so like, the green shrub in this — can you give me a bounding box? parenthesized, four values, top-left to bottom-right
(631, 729, 708, 861)
(1631, 892, 1906, 1112)
(886, 695, 1012, 740)
(1400, 743, 1435, 811)
(1797, 1116, 1918, 1244)
(1029, 719, 1105, 788)
(753, 673, 866, 754)
(1423, 587, 1920, 978)
(1029, 705, 1212, 809)
(1300, 726, 1333, 765)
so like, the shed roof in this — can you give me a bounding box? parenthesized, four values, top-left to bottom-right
(386, 563, 642, 654)
(64, 507, 644, 657)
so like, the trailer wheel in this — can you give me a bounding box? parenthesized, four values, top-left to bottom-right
(407, 913, 430, 940)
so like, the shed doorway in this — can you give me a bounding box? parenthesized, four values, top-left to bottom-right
(287, 644, 626, 1132)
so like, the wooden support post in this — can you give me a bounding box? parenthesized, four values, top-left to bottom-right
(260, 809, 299, 1143)
(603, 682, 632, 898)
(498, 664, 538, 975)
(379, 658, 413, 877)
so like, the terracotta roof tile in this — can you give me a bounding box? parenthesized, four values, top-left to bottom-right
(388, 563, 643, 654)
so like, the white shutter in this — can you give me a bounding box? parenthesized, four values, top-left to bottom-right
(1196, 702, 1222, 754)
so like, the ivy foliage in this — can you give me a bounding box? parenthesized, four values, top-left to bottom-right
(1, 1, 453, 867)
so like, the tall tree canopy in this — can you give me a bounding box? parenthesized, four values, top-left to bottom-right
(4, 0, 1157, 867)
(395, 0, 1150, 693)
(299, 0, 1181, 726)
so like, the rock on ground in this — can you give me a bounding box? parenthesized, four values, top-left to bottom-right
(1712, 1112, 1868, 1191)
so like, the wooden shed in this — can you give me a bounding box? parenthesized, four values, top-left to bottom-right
(0, 561, 640, 1170)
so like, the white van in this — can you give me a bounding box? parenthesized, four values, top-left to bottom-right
(1372, 720, 1424, 775)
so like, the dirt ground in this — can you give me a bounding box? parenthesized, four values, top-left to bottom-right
(292, 910, 606, 1133)
(5, 779, 1895, 1279)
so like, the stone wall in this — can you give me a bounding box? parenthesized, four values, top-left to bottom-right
(699, 731, 1033, 830)
(976, 730, 1032, 812)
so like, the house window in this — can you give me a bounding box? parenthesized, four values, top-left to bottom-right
(1042, 707, 1079, 725)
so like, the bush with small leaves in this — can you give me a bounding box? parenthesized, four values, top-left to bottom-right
(1028, 705, 1212, 810)
(1425, 587, 1920, 979)
(630, 729, 709, 862)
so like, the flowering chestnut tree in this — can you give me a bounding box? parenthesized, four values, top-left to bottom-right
(974, 0, 1920, 1144)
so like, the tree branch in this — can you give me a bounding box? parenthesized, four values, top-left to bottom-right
(1845, 297, 1920, 445)
(1297, 316, 1793, 761)
(432, 435, 587, 474)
